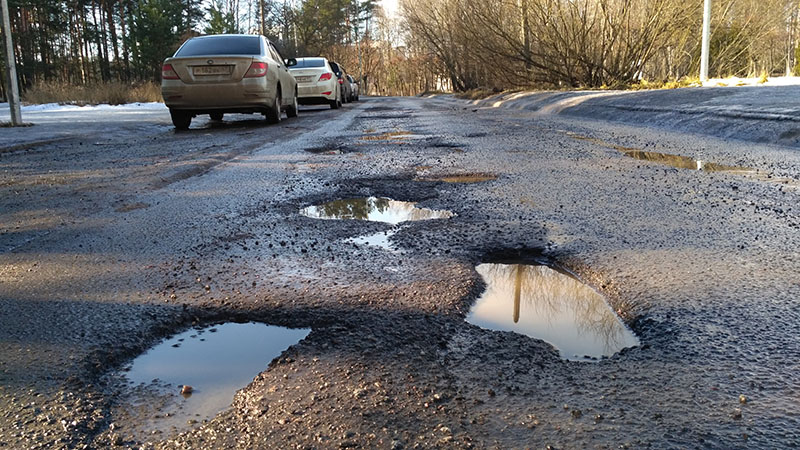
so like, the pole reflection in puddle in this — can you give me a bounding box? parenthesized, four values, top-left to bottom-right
(467, 263, 639, 361)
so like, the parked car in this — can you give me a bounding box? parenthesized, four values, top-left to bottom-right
(346, 74, 359, 101)
(328, 61, 352, 104)
(288, 57, 341, 109)
(161, 34, 298, 130)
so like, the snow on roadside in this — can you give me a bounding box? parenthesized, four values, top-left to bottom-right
(0, 102, 166, 113)
(702, 75, 800, 88)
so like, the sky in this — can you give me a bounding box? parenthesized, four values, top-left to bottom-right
(380, 0, 399, 18)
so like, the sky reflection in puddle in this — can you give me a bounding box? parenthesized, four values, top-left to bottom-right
(467, 264, 639, 361)
(301, 197, 454, 224)
(125, 323, 309, 433)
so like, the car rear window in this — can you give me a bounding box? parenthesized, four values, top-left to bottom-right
(293, 58, 325, 68)
(175, 36, 261, 56)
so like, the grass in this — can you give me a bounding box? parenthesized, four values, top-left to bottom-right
(22, 81, 162, 105)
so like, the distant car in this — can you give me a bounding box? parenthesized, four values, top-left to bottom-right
(161, 34, 298, 130)
(289, 57, 341, 109)
(328, 61, 352, 104)
(346, 74, 359, 101)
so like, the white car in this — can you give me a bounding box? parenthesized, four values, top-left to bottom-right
(161, 34, 299, 129)
(289, 57, 342, 109)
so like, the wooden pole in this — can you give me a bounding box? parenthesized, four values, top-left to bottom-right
(1, 0, 22, 125)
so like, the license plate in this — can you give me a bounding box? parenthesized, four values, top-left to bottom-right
(295, 76, 313, 83)
(193, 65, 233, 76)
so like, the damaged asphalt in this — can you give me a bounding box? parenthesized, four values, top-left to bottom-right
(1, 93, 799, 449)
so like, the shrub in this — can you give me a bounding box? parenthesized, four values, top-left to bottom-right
(22, 82, 163, 105)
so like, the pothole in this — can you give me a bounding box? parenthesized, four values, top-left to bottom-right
(348, 228, 402, 252)
(305, 143, 353, 154)
(466, 263, 639, 361)
(565, 132, 799, 187)
(300, 197, 454, 224)
(121, 322, 310, 434)
(417, 173, 497, 183)
(621, 148, 748, 172)
(360, 131, 427, 142)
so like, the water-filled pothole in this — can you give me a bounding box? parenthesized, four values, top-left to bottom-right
(467, 263, 639, 361)
(621, 149, 749, 172)
(301, 197, 454, 224)
(417, 173, 497, 183)
(123, 322, 309, 433)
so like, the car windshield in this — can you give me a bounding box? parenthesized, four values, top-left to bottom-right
(292, 58, 326, 69)
(175, 36, 261, 57)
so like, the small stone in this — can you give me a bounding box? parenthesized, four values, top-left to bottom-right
(180, 385, 193, 395)
(571, 409, 582, 419)
(391, 440, 404, 450)
(739, 394, 747, 404)
(487, 389, 495, 397)
(732, 408, 743, 420)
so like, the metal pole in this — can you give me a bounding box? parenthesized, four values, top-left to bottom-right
(700, 0, 712, 82)
(1, 0, 21, 125)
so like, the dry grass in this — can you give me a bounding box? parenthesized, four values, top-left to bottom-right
(23, 82, 162, 105)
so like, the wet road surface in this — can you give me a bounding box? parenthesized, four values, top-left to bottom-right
(1, 96, 799, 448)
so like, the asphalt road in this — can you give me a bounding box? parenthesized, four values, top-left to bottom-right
(1, 96, 799, 449)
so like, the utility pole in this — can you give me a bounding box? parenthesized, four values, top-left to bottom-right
(700, 0, 712, 82)
(1, 0, 22, 125)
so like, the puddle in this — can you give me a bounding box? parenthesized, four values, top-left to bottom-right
(301, 197, 454, 224)
(360, 131, 426, 142)
(124, 322, 310, 433)
(348, 228, 400, 252)
(467, 263, 639, 361)
(621, 149, 749, 172)
(565, 132, 799, 187)
(417, 173, 497, 183)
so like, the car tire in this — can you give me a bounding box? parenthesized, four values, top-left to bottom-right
(265, 90, 282, 124)
(286, 89, 299, 118)
(170, 109, 191, 130)
(330, 97, 340, 109)
(209, 112, 223, 121)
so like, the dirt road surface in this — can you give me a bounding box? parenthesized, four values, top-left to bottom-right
(1, 96, 799, 449)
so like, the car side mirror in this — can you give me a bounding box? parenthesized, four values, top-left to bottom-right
(285, 58, 297, 67)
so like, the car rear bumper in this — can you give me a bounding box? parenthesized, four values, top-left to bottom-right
(297, 82, 337, 101)
(162, 79, 277, 109)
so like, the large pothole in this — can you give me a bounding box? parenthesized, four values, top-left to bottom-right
(300, 197, 454, 224)
(120, 322, 309, 435)
(466, 263, 639, 361)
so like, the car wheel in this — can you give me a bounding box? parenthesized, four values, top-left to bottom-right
(286, 89, 299, 118)
(330, 97, 340, 109)
(209, 112, 223, 121)
(170, 109, 191, 130)
(265, 90, 282, 124)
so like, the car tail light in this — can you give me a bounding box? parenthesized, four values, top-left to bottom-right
(162, 64, 179, 80)
(319, 72, 333, 81)
(245, 62, 268, 78)
(321, 91, 332, 95)
(338, 78, 344, 84)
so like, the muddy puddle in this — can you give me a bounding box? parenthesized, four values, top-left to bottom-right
(621, 149, 749, 172)
(301, 197, 454, 224)
(467, 263, 638, 361)
(417, 173, 497, 183)
(566, 132, 799, 186)
(360, 130, 426, 142)
(122, 323, 309, 434)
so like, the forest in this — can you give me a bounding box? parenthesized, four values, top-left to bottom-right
(2, 0, 800, 101)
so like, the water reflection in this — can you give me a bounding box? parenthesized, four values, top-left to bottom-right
(622, 149, 749, 172)
(300, 197, 454, 224)
(125, 323, 310, 433)
(467, 264, 639, 361)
